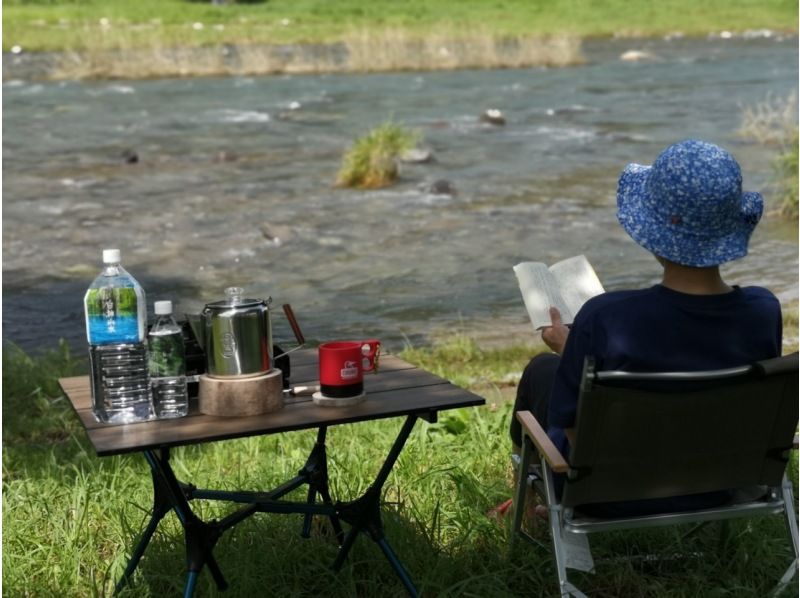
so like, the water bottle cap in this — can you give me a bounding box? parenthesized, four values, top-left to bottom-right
(102, 249, 121, 264)
(154, 300, 173, 315)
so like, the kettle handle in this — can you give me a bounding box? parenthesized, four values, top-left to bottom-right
(282, 303, 305, 345)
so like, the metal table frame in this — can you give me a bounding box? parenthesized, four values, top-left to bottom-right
(59, 352, 484, 597)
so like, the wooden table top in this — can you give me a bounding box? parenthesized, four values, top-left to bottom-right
(59, 350, 485, 457)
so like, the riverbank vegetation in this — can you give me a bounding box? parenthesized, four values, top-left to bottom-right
(4, 0, 795, 54)
(3, 313, 798, 595)
(738, 93, 799, 219)
(775, 134, 799, 219)
(336, 121, 419, 189)
(4, 0, 796, 79)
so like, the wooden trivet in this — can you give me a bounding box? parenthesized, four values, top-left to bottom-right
(198, 369, 283, 417)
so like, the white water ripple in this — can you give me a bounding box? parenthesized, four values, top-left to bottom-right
(206, 109, 272, 123)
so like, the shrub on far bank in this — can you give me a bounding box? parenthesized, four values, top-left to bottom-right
(775, 132, 798, 219)
(336, 121, 419, 189)
(738, 92, 798, 219)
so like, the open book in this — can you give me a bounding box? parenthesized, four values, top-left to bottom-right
(513, 255, 605, 330)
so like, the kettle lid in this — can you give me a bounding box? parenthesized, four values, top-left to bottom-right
(205, 287, 270, 310)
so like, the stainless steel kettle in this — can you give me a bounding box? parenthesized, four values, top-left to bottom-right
(201, 287, 273, 378)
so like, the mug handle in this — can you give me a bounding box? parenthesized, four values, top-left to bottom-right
(361, 341, 381, 373)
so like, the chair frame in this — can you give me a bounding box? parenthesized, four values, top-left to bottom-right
(511, 353, 799, 598)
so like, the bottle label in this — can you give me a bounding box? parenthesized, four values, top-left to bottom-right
(86, 287, 140, 344)
(149, 333, 186, 377)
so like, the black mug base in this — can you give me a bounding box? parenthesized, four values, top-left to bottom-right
(320, 382, 364, 398)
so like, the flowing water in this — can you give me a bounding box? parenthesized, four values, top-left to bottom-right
(3, 37, 798, 354)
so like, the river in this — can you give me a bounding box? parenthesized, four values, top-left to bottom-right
(3, 36, 798, 355)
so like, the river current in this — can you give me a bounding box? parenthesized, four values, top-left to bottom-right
(3, 36, 798, 354)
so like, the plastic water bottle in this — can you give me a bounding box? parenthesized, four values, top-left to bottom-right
(85, 249, 152, 423)
(148, 300, 189, 419)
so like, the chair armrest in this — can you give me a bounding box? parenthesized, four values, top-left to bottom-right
(516, 410, 569, 473)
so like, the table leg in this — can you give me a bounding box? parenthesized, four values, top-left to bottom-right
(184, 571, 199, 598)
(141, 449, 229, 596)
(332, 415, 420, 598)
(377, 537, 419, 597)
(189, 426, 344, 544)
(116, 414, 421, 596)
(300, 426, 345, 544)
(114, 461, 171, 594)
(331, 526, 359, 570)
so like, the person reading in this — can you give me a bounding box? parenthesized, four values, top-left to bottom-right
(510, 139, 782, 516)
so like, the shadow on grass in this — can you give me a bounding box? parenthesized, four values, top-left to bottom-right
(108, 492, 799, 597)
(113, 498, 554, 597)
(3, 341, 797, 597)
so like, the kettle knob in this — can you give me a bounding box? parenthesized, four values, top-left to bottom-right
(225, 286, 244, 305)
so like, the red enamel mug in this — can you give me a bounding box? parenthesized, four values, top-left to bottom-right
(318, 340, 381, 398)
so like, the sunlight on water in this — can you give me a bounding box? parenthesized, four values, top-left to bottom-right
(3, 37, 797, 353)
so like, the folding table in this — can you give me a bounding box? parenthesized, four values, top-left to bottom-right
(59, 350, 485, 597)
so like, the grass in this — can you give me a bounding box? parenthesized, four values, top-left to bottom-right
(775, 132, 799, 219)
(3, 327, 798, 596)
(336, 121, 420, 189)
(738, 93, 799, 219)
(3, 0, 794, 78)
(738, 92, 798, 146)
(30, 29, 584, 80)
(3, 0, 796, 53)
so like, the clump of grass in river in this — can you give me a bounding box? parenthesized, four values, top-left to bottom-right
(336, 121, 420, 189)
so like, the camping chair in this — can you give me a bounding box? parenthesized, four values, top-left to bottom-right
(511, 352, 799, 598)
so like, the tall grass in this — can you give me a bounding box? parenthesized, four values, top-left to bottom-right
(47, 31, 583, 80)
(3, 0, 794, 79)
(2, 340, 87, 443)
(738, 92, 799, 219)
(4, 0, 797, 54)
(3, 336, 798, 596)
(336, 121, 420, 189)
(738, 92, 798, 145)
(774, 131, 799, 219)
(343, 30, 581, 73)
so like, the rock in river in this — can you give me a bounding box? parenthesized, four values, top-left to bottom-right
(121, 149, 139, 164)
(428, 179, 457, 196)
(619, 50, 658, 62)
(480, 109, 506, 126)
(400, 148, 435, 164)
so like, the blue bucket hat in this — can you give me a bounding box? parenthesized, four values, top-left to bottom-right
(616, 139, 763, 267)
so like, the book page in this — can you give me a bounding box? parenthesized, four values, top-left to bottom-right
(513, 262, 573, 330)
(548, 255, 605, 321)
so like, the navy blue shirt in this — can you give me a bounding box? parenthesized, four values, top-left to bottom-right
(548, 284, 783, 455)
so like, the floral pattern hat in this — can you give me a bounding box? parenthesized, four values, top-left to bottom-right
(616, 139, 763, 267)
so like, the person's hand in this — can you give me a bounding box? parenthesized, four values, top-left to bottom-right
(541, 307, 569, 356)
